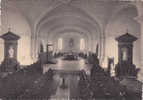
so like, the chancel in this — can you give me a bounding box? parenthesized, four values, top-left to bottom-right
(0, 0, 142, 100)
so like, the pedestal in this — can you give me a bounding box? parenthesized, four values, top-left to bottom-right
(115, 33, 139, 78)
(1, 58, 20, 72)
(134, 15, 143, 81)
(0, 31, 20, 73)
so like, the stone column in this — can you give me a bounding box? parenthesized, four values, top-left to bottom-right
(135, 16, 143, 81)
(135, 1, 143, 81)
(1, 0, 9, 33)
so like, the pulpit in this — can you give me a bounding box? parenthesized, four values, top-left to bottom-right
(0, 31, 20, 73)
(115, 33, 139, 77)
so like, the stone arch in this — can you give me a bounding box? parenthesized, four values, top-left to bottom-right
(104, 4, 140, 68)
(49, 29, 91, 52)
(1, 2, 33, 65)
(53, 32, 88, 52)
(109, 3, 138, 21)
(34, 4, 103, 60)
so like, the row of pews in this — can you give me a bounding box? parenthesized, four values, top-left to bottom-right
(0, 61, 56, 99)
(77, 53, 142, 100)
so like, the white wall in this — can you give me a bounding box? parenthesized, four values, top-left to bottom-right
(105, 7, 141, 68)
(1, 6, 33, 65)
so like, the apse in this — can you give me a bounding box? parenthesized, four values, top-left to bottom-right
(58, 32, 86, 53)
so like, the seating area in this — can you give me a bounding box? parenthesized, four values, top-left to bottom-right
(0, 52, 141, 100)
(0, 34, 142, 99)
(78, 54, 142, 100)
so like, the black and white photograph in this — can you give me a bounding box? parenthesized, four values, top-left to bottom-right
(0, 0, 142, 100)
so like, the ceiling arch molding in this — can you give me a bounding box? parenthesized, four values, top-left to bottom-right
(50, 29, 90, 42)
(33, 2, 103, 60)
(106, 4, 139, 35)
(52, 31, 88, 43)
(51, 31, 91, 52)
(37, 16, 100, 46)
(38, 25, 93, 45)
(38, 25, 95, 45)
(47, 26, 92, 41)
(109, 2, 138, 22)
(46, 24, 93, 37)
(36, 11, 101, 39)
(35, 4, 101, 33)
(37, 14, 98, 33)
(47, 27, 95, 52)
(34, 1, 62, 32)
(5, 1, 33, 32)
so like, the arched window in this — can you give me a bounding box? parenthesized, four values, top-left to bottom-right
(80, 38, 85, 51)
(58, 38, 63, 50)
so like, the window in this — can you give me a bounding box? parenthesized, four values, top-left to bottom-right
(80, 38, 85, 51)
(58, 38, 63, 50)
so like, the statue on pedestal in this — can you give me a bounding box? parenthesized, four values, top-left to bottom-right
(115, 33, 139, 78)
(0, 31, 20, 73)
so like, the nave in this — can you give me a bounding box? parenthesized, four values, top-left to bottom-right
(0, 53, 141, 100)
(45, 57, 90, 99)
(43, 57, 90, 72)
(0, 0, 143, 99)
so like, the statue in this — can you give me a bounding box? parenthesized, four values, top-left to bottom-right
(107, 57, 114, 76)
(8, 46, 14, 58)
(115, 33, 139, 78)
(0, 31, 20, 73)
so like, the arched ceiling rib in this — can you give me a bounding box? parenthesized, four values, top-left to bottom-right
(40, 24, 93, 37)
(109, 3, 138, 22)
(37, 15, 97, 33)
(36, 4, 101, 32)
(6, 1, 33, 31)
(51, 31, 89, 44)
(36, 4, 101, 41)
(39, 25, 93, 43)
(48, 28, 91, 41)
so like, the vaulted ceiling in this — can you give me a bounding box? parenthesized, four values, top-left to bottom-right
(4, 0, 137, 41)
(1, 0, 141, 67)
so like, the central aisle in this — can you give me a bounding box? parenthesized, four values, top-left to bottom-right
(43, 57, 91, 99)
(49, 74, 79, 100)
(43, 57, 91, 73)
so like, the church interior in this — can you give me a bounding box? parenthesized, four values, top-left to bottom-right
(0, 0, 142, 100)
